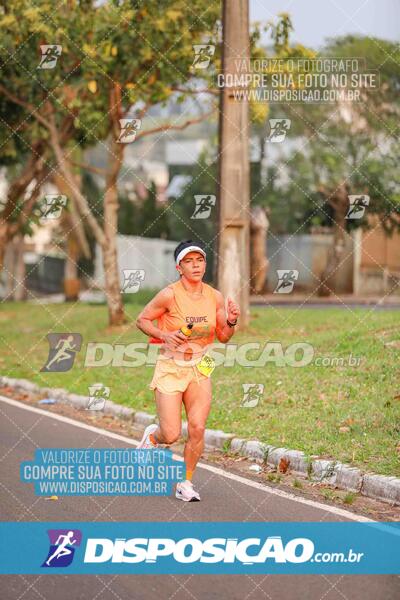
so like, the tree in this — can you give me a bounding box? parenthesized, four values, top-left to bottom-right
(0, 0, 96, 288)
(1, 0, 220, 324)
(275, 35, 400, 295)
(244, 13, 315, 294)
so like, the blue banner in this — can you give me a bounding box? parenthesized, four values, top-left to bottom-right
(0, 522, 399, 574)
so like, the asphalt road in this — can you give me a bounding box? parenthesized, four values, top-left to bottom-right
(1, 396, 399, 600)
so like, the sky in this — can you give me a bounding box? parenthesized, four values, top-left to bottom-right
(250, 0, 400, 49)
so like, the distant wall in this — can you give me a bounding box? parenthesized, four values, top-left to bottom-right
(75, 228, 400, 297)
(266, 233, 354, 294)
(353, 224, 400, 296)
(94, 236, 179, 290)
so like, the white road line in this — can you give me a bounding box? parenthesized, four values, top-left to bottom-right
(0, 395, 374, 522)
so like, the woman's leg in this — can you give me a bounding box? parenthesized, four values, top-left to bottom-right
(153, 389, 183, 445)
(182, 377, 212, 479)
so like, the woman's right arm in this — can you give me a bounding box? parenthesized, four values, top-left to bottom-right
(136, 288, 186, 347)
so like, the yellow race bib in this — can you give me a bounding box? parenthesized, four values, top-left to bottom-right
(196, 353, 215, 377)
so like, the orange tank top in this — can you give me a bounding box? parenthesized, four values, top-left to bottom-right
(157, 279, 217, 359)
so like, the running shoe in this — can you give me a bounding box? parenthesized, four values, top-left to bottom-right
(175, 480, 201, 502)
(137, 423, 159, 449)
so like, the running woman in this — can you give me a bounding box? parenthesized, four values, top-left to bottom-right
(136, 240, 240, 502)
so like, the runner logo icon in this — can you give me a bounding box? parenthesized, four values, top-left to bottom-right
(41, 333, 82, 372)
(42, 529, 82, 568)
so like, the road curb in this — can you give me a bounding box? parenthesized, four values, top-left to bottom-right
(1, 376, 399, 507)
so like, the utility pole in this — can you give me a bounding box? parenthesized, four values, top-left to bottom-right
(217, 0, 250, 327)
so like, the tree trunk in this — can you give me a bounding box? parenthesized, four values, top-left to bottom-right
(13, 234, 26, 301)
(49, 112, 126, 326)
(0, 144, 46, 272)
(102, 141, 126, 326)
(250, 206, 269, 294)
(319, 184, 349, 297)
(0, 165, 50, 280)
(52, 166, 92, 303)
(50, 124, 106, 247)
(64, 233, 80, 301)
(2, 161, 50, 299)
(0, 222, 8, 275)
(4, 233, 26, 301)
(52, 170, 91, 261)
(0, 120, 77, 274)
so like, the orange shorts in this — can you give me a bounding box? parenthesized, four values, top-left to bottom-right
(149, 356, 209, 395)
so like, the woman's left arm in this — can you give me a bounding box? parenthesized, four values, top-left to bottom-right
(215, 290, 240, 343)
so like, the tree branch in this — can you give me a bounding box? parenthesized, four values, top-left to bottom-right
(1, 143, 47, 223)
(0, 84, 51, 130)
(171, 86, 219, 96)
(7, 162, 52, 238)
(71, 161, 109, 177)
(48, 115, 106, 247)
(51, 171, 91, 260)
(134, 108, 216, 141)
(110, 84, 123, 139)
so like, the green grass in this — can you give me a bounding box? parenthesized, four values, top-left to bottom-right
(343, 492, 356, 505)
(292, 479, 303, 489)
(1, 298, 399, 476)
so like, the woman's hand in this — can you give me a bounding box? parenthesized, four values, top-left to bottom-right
(161, 330, 188, 349)
(227, 296, 240, 323)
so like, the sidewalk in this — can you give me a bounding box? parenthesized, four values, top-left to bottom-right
(251, 294, 400, 308)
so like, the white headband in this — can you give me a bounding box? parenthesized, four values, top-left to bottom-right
(176, 246, 206, 265)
